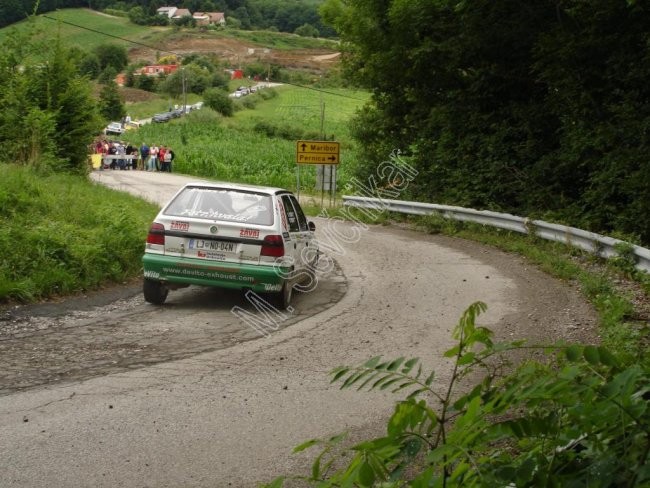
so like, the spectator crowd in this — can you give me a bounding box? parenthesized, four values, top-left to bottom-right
(93, 140, 175, 172)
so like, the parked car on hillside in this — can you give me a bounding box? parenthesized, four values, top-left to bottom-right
(142, 182, 318, 309)
(152, 112, 173, 123)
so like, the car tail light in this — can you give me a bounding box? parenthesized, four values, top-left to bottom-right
(260, 234, 284, 257)
(146, 222, 165, 245)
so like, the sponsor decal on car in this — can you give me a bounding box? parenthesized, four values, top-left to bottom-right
(144, 270, 160, 279)
(240, 228, 260, 239)
(263, 283, 283, 292)
(197, 250, 226, 261)
(170, 221, 190, 231)
(282, 231, 291, 241)
(277, 201, 288, 231)
(162, 266, 255, 282)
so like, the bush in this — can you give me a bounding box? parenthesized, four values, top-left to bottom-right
(202, 88, 234, 116)
(263, 302, 650, 487)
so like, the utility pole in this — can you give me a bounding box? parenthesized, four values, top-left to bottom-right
(181, 67, 187, 112)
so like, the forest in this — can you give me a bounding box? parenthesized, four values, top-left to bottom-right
(0, 0, 335, 36)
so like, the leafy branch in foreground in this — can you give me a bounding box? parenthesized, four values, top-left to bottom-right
(262, 302, 650, 487)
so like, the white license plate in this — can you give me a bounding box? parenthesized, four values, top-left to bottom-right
(189, 239, 237, 253)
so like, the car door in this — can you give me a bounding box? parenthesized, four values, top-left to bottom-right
(281, 194, 316, 272)
(279, 194, 302, 272)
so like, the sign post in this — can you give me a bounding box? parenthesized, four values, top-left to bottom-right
(296, 140, 341, 206)
(295, 140, 340, 165)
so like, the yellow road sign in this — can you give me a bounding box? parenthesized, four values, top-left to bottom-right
(296, 140, 340, 165)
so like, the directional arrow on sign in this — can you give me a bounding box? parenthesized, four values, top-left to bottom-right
(295, 140, 341, 165)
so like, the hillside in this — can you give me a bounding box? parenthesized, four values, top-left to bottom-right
(0, 9, 340, 73)
(128, 31, 340, 73)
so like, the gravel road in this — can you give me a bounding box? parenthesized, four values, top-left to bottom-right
(0, 171, 598, 487)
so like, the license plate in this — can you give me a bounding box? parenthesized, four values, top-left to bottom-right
(189, 239, 236, 252)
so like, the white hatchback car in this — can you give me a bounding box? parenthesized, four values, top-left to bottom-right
(142, 182, 318, 309)
(104, 122, 124, 136)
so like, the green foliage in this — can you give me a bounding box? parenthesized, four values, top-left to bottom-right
(127, 6, 149, 26)
(0, 165, 159, 302)
(159, 63, 222, 97)
(294, 23, 319, 38)
(93, 43, 128, 73)
(99, 80, 126, 122)
(264, 302, 650, 487)
(78, 52, 101, 78)
(125, 85, 366, 189)
(0, 26, 101, 173)
(324, 0, 650, 244)
(252, 121, 320, 141)
(202, 88, 234, 116)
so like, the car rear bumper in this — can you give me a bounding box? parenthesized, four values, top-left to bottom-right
(142, 253, 286, 292)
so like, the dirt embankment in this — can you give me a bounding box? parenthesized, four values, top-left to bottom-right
(128, 35, 340, 72)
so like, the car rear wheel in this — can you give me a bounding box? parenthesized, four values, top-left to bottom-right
(143, 279, 168, 305)
(274, 280, 293, 310)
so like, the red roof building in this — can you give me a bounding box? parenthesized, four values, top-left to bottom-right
(135, 64, 179, 77)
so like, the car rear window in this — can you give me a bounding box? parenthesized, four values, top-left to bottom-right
(164, 187, 274, 226)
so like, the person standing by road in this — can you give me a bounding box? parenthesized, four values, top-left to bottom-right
(150, 144, 159, 171)
(163, 147, 174, 172)
(139, 142, 150, 171)
(158, 146, 167, 172)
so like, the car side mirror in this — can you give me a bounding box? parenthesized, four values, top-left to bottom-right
(308, 221, 316, 232)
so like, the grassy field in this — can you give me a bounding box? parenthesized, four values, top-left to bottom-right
(0, 164, 159, 302)
(218, 29, 339, 50)
(128, 85, 369, 191)
(0, 9, 160, 51)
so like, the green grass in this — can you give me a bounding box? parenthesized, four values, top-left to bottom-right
(217, 28, 339, 50)
(127, 85, 369, 190)
(125, 93, 202, 120)
(0, 164, 159, 302)
(0, 9, 161, 51)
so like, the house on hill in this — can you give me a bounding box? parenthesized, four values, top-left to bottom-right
(156, 6, 177, 18)
(207, 12, 226, 26)
(171, 8, 192, 20)
(193, 11, 226, 26)
(157, 7, 225, 25)
(135, 64, 179, 77)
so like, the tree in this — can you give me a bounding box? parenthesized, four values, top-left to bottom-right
(98, 81, 126, 122)
(98, 66, 118, 84)
(321, 0, 650, 244)
(0, 27, 100, 173)
(294, 23, 319, 38)
(94, 43, 128, 73)
(159, 64, 214, 97)
(128, 5, 148, 25)
(134, 73, 156, 92)
(203, 88, 234, 116)
(78, 52, 101, 79)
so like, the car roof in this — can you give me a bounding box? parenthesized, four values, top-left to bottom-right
(182, 181, 291, 196)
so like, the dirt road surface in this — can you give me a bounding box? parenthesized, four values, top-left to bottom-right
(0, 171, 598, 487)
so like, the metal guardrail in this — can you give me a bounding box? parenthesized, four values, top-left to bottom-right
(343, 195, 650, 273)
